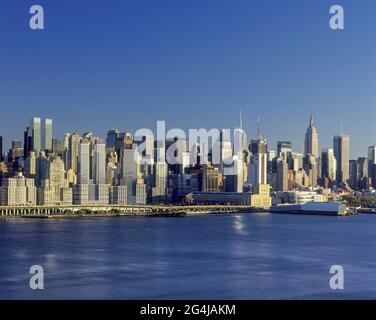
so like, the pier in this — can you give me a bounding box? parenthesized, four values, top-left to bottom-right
(0, 204, 257, 218)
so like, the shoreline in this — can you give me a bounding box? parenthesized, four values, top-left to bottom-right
(0, 212, 256, 220)
(0, 206, 265, 220)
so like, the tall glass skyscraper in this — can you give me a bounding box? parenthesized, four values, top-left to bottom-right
(333, 135, 350, 183)
(42, 118, 53, 151)
(24, 117, 53, 157)
(78, 142, 90, 184)
(30, 117, 41, 154)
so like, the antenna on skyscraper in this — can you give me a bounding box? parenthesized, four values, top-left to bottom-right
(340, 120, 343, 136)
(257, 115, 261, 138)
(240, 110, 243, 130)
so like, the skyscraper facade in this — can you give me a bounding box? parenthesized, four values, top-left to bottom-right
(78, 142, 90, 184)
(368, 145, 376, 187)
(24, 117, 53, 157)
(277, 141, 292, 158)
(42, 118, 53, 151)
(304, 116, 318, 157)
(321, 148, 337, 182)
(30, 117, 41, 155)
(94, 143, 106, 185)
(333, 135, 350, 183)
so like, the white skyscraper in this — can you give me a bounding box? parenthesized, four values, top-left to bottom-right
(42, 118, 53, 151)
(321, 148, 337, 181)
(94, 143, 106, 185)
(78, 142, 90, 184)
(248, 153, 268, 187)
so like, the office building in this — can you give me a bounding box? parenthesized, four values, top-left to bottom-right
(30, 117, 41, 155)
(0, 173, 36, 206)
(94, 143, 106, 185)
(42, 118, 53, 151)
(106, 129, 120, 150)
(321, 148, 337, 182)
(368, 146, 376, 187)
(202, 165, 220, 192)
(110, 186, 127, 205)
(304, 116, 318, 157)
(136, 181, 147, 205)
(277, 159, 288, 191)
(248, 152, 268, 188)
(250, 184, 272, 209)
(277, 141, 292, 158)
(333, 135, 350, 183)
(78, 142, 90, 184)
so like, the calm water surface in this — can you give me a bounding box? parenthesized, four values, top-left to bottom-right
(1, 213, 376, 299)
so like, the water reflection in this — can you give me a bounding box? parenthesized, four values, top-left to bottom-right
(233, 215, 248, 236)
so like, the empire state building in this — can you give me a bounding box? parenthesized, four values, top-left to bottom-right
(304, 116, 318, 157)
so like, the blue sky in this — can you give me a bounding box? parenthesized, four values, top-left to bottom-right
(1, 0, 376, 157)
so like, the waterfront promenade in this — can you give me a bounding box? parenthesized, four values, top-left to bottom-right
(0, 204, 257, 218)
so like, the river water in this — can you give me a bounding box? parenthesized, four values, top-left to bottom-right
(0, 213, 375, 299)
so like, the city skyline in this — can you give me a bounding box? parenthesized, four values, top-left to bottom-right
(3, 0, 376, 303)
(1, 0, 376, 158)
(0, 114, 373, 160)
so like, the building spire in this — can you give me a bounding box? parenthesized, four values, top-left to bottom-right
(240, 109, 243, 130)
(340, 119, 343, 136)
(257, 115, 261, 138)
(309, 115, 313, 127)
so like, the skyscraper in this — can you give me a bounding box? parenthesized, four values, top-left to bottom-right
(349, 157, 368, 190)
(277, 159, 288, 191)
(368, 145, 376, 186)
(69, 132, 81, 173)
(248, 119, 267, 189)
(250, 137, 267, 155)
(106, 129, 119, 150)
(94, 143, 106, 185)
(349, 160, 357, 189)
(277, 141, 292, 158)
(24, 117, 53, 157)
(78, 142, 90, 184)
(248, 153, 268, 187)
(303, 154, 319, 187)
(120, 142, 141, 204)
(29, 117, 41, 155)
(219, 129, 233, 167)
(202, 165, 220, 192)
(239, 110, 248, 151)
(153, 161, 168, 200)
(357, 157, 369, 189)
(333, 135, 350, 183)
(23, 128, 32, 159)
(304, 116, 318, 157)
(47, 156, 69, 203)
(321, 148, 337, 182)
(42, 118, 53, 151)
